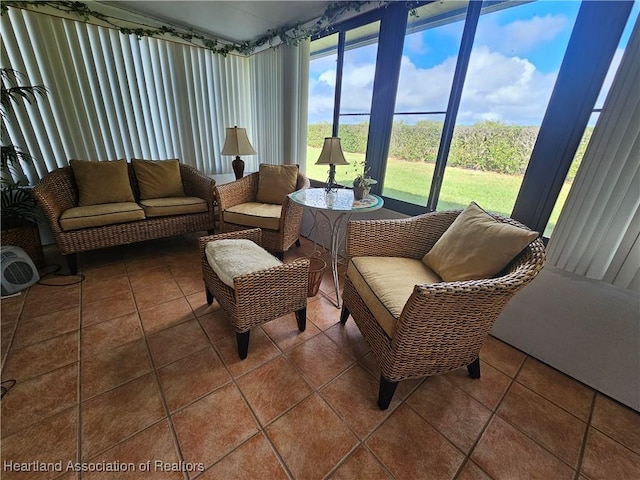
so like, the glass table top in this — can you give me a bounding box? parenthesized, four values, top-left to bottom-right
(289, 188, 383, 212)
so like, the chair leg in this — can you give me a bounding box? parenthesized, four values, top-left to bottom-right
(205, 288, 213, 305)
(207, 228, 215, 235)
(65, 253, 78, 275)
(340, 305, 350, 324)
(295, 238, 301, 247)
(467, 357, 481, 379)
(275, 251, 284, 261)
(236, 331, 250, 360)
(378, 376, 398, 410)
(295, 307, 306, 331)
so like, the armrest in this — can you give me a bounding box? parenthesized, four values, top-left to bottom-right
(214, 173, 259, 212)
(346, 211, 457, 259)
(296, 172, 311, 190)
(180, 164, 215, 205)
(32, 167, 78, 235)
(393, 238, 545, 348)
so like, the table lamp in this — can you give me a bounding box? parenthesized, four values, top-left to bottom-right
(222, 126, 256, 179)
(315, 137, 348, 193)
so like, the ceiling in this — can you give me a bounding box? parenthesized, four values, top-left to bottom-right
(99, 1, 334, 44)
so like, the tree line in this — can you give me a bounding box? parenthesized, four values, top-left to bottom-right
(308, 120, 592, 181)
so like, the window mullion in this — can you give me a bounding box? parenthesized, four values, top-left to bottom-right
(363, 2, 408, 195)
(332, 31, 345, 137)
(426, 0, 482, 211)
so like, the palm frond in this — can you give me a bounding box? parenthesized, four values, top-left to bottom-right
(1, 183, 41, 224)
(0, 67, 48, 118)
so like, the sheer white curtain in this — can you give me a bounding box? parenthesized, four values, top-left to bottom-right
(547, 17, 640, 291)
(1, 7, 258, 182)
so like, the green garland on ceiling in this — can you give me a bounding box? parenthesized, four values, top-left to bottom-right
(0, 1, 418, 56)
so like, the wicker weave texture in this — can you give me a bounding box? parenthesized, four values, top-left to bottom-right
(342, 210, 546, 382)
(1, 222, 45, 267)
(199, 228, 309, 332)
(33, 163, 216, 256)
(215, 171, 310, 254)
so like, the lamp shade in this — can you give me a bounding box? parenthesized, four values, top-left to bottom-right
(221, 126, 256, 156)
(315, 137, 348, 165)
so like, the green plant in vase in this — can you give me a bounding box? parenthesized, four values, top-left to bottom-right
(352, 162, 377, 200)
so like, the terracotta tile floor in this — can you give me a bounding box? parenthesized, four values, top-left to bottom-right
(1, 233, 639, 480)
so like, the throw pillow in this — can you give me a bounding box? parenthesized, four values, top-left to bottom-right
(70, 159, 135, 206)
(132, 158, 185, 200)
(255, 164, 299, 205)
(422, 202, 539, 282)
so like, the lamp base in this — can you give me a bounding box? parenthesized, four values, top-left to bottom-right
(324, 164, 338, 193)
(232, 156, 244, 180)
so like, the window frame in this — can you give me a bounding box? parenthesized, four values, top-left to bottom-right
(308, 0, 633, 236)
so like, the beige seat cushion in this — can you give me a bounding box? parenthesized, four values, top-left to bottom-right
(140, 197, 208, 217)
(205, 239, 282, 288)
(255, 164, 298, 205)
(132, 159, 186, 200)
(348, 256, 442, 338)
(422, 202, 539, 282)
(70, 159, 135, 206)
(60, 203, 145, 231)
(224, 202, 282, 231)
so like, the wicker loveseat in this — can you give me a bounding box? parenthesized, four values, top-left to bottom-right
(33, 161, 216, 274)
(340, 205, 546, 409)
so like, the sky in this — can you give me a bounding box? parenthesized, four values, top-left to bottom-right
(308, 0, 638, 126)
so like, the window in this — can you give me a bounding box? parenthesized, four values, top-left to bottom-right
(306, 22, 381, 186)
(383, 2, 467, 205)
(438, 1, 579, 215)
(307, 0, 634, 234)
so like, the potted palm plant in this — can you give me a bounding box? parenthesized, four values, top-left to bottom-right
(1, 68, 48, 266)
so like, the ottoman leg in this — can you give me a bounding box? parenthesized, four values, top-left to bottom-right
(236, 331, 250, 359)
(467, 357, 481, 379)
(295, 307, 307, 332)
(340, 305, 350, 324)
(378, 376, 398, 410)
(205, 288, 214, 305)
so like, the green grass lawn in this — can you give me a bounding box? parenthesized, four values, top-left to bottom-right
(306, 146, 570, 234)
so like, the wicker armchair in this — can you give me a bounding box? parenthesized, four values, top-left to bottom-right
(214, 170, 310, 260)
(339, 210, 546, 409)
(200, 228, 309, 358)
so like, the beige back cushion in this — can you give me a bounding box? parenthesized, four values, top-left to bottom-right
(255, 164, 299, 205)
(132, 159, 185, 200)
(70, 159, 135, 206)
(422, 202, 538, 282)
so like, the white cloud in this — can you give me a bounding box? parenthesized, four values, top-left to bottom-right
(458, 46, 557, 124)
(405, 32, 430, 55)
(308, 46, 559, 125)
(475, 13, 568, 55)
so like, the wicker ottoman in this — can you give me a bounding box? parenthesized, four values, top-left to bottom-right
(199, 228, 309, 359)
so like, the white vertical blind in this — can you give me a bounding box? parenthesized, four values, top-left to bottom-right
(1, 6, 308, 183)
(250, 40, 310, 170)
(547, 17, 640, 291)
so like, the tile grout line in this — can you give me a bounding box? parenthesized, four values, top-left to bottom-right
(133, 272, 191, 480)
(450, 354, 529, 480)
(488, 355, 589, 476)
(574, 391, 597, 480)
(77, 271, 83, 479)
